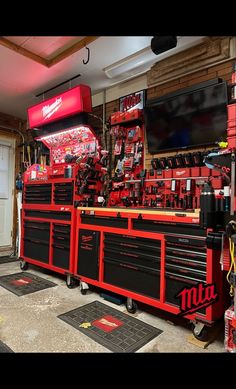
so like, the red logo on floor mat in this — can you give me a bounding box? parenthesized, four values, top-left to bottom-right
(92, 315, 123, 332)
(10, 277, 32, 286)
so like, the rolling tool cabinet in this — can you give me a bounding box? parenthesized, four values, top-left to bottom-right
(73, 207, 227, 337)
(21, 178, 77, 285)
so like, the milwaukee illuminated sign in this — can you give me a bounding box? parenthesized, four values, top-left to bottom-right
(28, 84, 92, 128)
(42, 97, 62, 120)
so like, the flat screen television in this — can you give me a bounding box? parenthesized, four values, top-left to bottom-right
(145, 80, 228, 154)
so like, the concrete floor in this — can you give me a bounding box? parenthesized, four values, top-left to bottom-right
(0, 261, 225, 353)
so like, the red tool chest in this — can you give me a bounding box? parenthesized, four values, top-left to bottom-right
(20, 85, 106, 286)
(73, 207, 228, 337)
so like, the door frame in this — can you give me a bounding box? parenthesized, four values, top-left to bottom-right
(0, 133, 16, 252)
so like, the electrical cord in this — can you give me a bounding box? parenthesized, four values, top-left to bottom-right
(227, 237, 235, 296)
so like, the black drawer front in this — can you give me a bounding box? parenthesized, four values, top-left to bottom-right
(133, 219, 205, 236)
(52, 245, 70, 270)
(165, 263, 206, 281)
(54, 183, 73, 205)
(53, 223, 71, 234)
(24, 198, 51, 204)
(104, 233, 161, 253)
(53, 236, 70, 247)
(24, 184, 52, 204)
(23, 239, 49, 263)
(165, 234, 206, 247)
(24, 210, 71, 221)
(77, 229, 100, 280)
(165, 254, 206, 271)
(53, 234, 70, 242)
(24, 221, 50, 241)
(104, 233, 161, 269)
(24, 220, 49, 229)
(104, 259, 160, 299)
(165, 274, 206, 315)
(25, 184, 52, 191)
(104, 249, 160, 270)
(81, 215, 128, 228)
(166, 245, 206, 262)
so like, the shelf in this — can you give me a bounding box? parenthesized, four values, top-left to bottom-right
(126, 176, 208, 183)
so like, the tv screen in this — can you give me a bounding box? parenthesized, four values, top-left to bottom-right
(145, 81, 228, 154)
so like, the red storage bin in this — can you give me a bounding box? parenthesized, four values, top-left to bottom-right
(191, 167, 200, 177)
(228, 127, 236, 136)
(173, 168, 190, 178)
(228, 136, 236, 148)
(211, 169, 221, 177)
(227, 104, 236, 122)
(211, 177, 223, 189)
(156, 169, 164, 178)
(228, 120, 236, 129)
(201, 166, 211, 177)
(164, 169, 172, 178)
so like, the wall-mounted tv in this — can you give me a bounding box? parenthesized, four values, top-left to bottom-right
(145, 79, 228, 154)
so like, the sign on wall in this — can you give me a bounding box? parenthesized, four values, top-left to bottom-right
(119, 90, 145, 112)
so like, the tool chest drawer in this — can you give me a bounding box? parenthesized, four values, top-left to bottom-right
(104, 233, 161, 270)
(52, 245, 70, 269)
(81, 214, 128, 228)
(24, 184, 52, 204)
(24, 221, 50, 241)
(53, 223, 71, 234)
(165, 242, 207, 263)
(133, 219, 205, 236)
(54, 182, 73, 205)
(53, 223, 71, 245)
(165, 262, 206, 281)
(24, 210, 71, 221)
(165, 273, 206, 314)
(23, 238, 49, 263)
(104, 257, 160, 299)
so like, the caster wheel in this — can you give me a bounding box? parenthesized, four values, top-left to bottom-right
(191, 324, 209, 341)
(81, 288, 87, 295)
(20, 261, 28, 271)
(66, 277, 77, 289)
(126, 299, 137, 314)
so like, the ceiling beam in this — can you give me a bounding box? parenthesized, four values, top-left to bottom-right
(0, 36, 99, 68)
(48, 36, 99, 67)
(0, 36, 48, 66)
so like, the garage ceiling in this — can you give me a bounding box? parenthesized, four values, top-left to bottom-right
(0, 36, 205, 120)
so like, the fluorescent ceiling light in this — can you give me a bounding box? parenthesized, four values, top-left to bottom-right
(103, 47, 156, 79)
(103, 37, 206, 80)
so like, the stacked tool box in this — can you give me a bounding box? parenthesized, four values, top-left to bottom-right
(20, 85, 107, 283)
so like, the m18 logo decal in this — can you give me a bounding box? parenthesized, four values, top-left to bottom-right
(176, 282, 218, 316)
(119, 90, 145, 112)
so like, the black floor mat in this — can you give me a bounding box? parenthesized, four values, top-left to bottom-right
(58, 300, 163, 353)
(0, 272, 57, 296)
(0, 256, 19, 264)
(0, 340, 14, 353)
